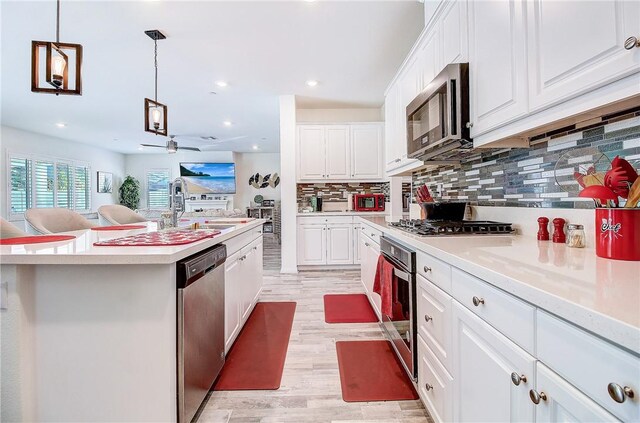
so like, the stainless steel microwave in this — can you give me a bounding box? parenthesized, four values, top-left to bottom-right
(406, 63, 471, 161)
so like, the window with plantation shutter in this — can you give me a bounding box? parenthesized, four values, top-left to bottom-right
(10, 158, 32, 214)
(7, 153, 92, 217)
(147, 169, 170, 209)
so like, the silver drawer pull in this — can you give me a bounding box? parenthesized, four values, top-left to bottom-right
(511, 372, 527, 386)
(423, 266, 432, 273)
(608, 383, 635, 403)
(529, 389, 547, 404)
(624, 36, 640, 50)
(472, 296, 485, 306)
(424, 315, 433, 323)
(425, 383, 433, 391)
(364, 242, 370, 247)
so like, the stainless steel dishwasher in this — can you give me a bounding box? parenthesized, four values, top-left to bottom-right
(177, 244, 227, 423)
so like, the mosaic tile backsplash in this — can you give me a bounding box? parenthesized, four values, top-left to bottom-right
(297, 182, 387, 205)
(412, 112, 640, 208)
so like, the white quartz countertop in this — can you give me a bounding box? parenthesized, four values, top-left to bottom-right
(0, 218, 264, 265)
(359, 216, 640, 353)
(297, 211, 388, 216)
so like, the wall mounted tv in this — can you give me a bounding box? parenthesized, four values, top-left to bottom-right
(179, 162, 236, 194)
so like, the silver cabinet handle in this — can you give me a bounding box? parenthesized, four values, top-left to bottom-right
(529, 389, 547, 404)
(511, 372, 527, 386)
(423, 266, 432, 273)
(608, 383, 635, 403)
(365, 242, 370, 247)
(395, 158, 401, 163)
(472, 296, 485, 306)
(424, 315, 433, 322)
(465, 122, 473, 128)
(624, 36, 640, 50)
(370, 233, 375, 237)
(425, 383, 433, 391)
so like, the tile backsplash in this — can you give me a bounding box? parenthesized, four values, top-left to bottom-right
(412, 111, 640, 208)
(297, 182, 387, 206)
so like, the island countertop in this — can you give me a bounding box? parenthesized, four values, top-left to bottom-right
(359, 216, 640, 353)
(0, 218, 265, 265)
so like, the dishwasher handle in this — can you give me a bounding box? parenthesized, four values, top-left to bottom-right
(177, 244, 227, 289)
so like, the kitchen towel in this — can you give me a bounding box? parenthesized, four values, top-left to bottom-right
(373, 255, 394, 318)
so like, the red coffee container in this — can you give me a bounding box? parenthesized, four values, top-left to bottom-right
(595, 209, 640, 261)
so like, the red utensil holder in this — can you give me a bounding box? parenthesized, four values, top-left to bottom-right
(595, 209, 640, 261)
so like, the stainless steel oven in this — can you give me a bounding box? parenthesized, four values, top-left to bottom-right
(379, 236, 417, 381)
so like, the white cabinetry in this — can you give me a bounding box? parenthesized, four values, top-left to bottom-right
(297, 216, 360, 266)
(452, 301, 535, 422)
(297, 124, 383, 181)
(297, 224, 326, 265)
(467, 0, 528, 138)
(352, 223, 361, 265)
(359, 229, 381, 319)
(326, 224, 354, 265)
(526, 0, 640, 112)
(224, 249, 243, 352)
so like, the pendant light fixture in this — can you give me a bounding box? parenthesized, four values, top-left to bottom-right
(31, 0, 83, 95)
(144, 29, 168, 136)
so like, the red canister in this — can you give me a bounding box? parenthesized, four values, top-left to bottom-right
(595, 209, 640, 261)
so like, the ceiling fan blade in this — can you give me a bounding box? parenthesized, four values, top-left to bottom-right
(178, 146, 201, 152)
(140, 144, 165, 148)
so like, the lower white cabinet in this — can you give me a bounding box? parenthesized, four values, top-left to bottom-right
(418, 335, 453, 423)
(452, 301, 535, 422)
(353, 223, 361, 265)
(326, 224, 354, 264)
(297, 224, 326, 265)
(297, 217, 362, 266)
(359, 232, 381, 319)
(531, 362, 619, 422)
(224, 236, 264, 353)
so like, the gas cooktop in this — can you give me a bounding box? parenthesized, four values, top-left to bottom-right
(389, 219, 514, 236)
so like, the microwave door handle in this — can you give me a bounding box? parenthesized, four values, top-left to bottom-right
(449, 79, 457, 136)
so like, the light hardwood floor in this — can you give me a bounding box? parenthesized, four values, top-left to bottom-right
(197, 239, 431, 423)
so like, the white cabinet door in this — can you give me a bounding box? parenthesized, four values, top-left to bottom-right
(240, 238, 263, 322)
(527, 0, 640, 112)
(417, 25, 441, 91)
(533, 363, 620, 422)
(325, 125, 351, 180)
(363, 236, 381, 319)
(326, 224, 354, 265)
(352, 224, 361, 265)
(297, 126, 326, 180)
(468, 0, 528, 138)
(452, 301, 535, 422)
(385, 84, 402, 169)
(439, 0, 467, 68)
(351, 124, 383, 180)
(297, 224, 326, 265)
(224, 251, 242, 353)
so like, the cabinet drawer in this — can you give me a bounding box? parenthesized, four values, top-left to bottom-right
(361, 224, 382, 244)
(417, 274, 452, 372)
(298, 216, 353, 225)
(537, 310, 640, 422)
(418, 335, 453, 423)
(451, 268, 535, 354)
(417, 251, 452, 293)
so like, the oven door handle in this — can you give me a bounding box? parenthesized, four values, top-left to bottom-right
(393, 268, 410, 280)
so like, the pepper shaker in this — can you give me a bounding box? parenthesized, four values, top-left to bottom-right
(552, 218, 566, 243)
(537, 217, 550, 241)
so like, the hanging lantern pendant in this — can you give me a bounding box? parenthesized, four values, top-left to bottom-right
(31, 0, 82, 95)
(144, 30, 168, 136)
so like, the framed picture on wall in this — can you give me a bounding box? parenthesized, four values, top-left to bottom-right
(97, 171, 113, 193)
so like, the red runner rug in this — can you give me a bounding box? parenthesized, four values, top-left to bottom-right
(323, 294, 378, 323)
(214, 302, 296, 390)
(336, 340, 419, 402)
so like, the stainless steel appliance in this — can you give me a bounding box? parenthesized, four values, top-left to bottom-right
(390, 219, 514, 236)
(407, 63, 471, 161)
(379, 236, 417, 380)
(177, 244, 227, 423)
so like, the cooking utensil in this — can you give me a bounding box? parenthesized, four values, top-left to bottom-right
(605, 166, 632, 198)
(579, 185, 619, 207)
(611, 156, 638, 185)
(625, 178, 640, 208)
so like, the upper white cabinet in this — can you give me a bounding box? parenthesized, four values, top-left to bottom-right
(526, 0, 640, 112)
(467, 0, 529, 138)
(439, 0, 467, 72)
(297, 123, 384, 181)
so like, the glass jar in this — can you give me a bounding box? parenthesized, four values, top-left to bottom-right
(566, 224, 586, 248)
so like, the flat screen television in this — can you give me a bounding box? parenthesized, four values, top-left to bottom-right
(179, 162, 236, 194)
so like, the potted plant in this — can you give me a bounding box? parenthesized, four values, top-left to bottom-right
(119, 176, 140, 210)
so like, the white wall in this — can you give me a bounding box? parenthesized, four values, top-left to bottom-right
(124, 150, 234, 209)
(0, 126, 126, 220)
(296, 108, 383, 123)
(234, 152, 281, 209)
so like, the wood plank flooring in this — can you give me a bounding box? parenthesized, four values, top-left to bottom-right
(197, 241, 431, 423)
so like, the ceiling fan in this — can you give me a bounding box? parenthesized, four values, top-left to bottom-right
(140, 135, 201, 153)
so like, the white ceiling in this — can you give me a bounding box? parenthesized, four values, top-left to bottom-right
(1, 1, 423, 153)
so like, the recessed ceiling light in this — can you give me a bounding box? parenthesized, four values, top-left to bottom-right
(306, 80, 318, 87)
(137, 146, 144, 151)
(215, 81, 228, 87)
(223, 120, 232, 127)
(252, 145, 259, 150)
(55, 122, 66, 128)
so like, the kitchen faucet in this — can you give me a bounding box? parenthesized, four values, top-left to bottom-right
(169, 177, 189, 227)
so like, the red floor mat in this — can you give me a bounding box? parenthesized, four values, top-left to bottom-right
(336, 340, 419, 402)
(213, 302, 296, 390)
(323, 294, 378, 323)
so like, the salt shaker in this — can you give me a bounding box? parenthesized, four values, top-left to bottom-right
(552, 218, 566, 243)
(566, 224, 586, 248)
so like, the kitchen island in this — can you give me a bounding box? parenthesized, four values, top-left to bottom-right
(0, 219, 265, 422)
(358, 216, 640, 422)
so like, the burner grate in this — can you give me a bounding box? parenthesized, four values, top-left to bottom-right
(390, 219, 514, 236)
